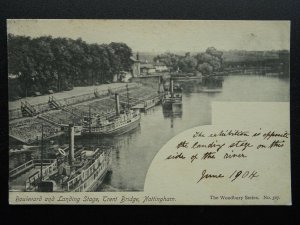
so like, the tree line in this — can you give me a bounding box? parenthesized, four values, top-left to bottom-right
(153, 47, 224, 75)
(8, 34, 133, 99)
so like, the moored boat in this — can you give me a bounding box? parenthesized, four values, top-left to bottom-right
(23, 124, 112, 192)
(162, 79, 182, 112)
(82, 93, 141, 136)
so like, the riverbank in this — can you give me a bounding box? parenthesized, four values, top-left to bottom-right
(9, 83, 131, 111)
(9, 83, 160, 144)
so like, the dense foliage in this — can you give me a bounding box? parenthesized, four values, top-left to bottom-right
(8, 34, 133, 99)
(153, 47, 223, 75)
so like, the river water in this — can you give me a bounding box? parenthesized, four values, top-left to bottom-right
(9, 75, 290, 191)
(99, 75, 289, 191)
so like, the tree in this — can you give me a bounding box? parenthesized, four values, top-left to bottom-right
(109, 42, 133, 71)
(195, 47, 224, 74)
(206, 47, 223, 59)
(153, 53, 181, 72)
(177, 53, 197, 73)
(8, 35, 134, 97)
(197, 63, 213, 75)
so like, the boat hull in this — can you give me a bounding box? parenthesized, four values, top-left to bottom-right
(63, 149, 112, 192)
(200, 88, 222, 93)
(162, 96, 182, 113)
(86, 165, 111, 192)
(82, 115, 141, 136)
(163, 102, 182, 112)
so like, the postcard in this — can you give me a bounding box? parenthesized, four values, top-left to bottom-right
(7, 20, 290, 205)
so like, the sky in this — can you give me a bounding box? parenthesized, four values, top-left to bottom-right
(7, 19, 290, 53)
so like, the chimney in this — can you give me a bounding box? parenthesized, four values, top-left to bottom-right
(136, 52, 139, 60)
(170, 79, 174, 97)
(69, 124, 75, 165)
(115, 93, 120, 116)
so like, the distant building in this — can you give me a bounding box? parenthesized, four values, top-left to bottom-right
(130, 52, 169, 76)
(140, 63, 156, 74)
(130, 52, 141, 77)
(154, 61, 168, 72)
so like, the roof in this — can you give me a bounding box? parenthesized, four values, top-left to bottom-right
(130, 56, 139, 62)
(140, 64, 155, 69)
(119, 70, 130, 74)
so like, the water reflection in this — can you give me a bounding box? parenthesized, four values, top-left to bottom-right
(178, 76, 223, 93)
(162, 109, 183, 128)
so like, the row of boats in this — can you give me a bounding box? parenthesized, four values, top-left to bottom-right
(75, 79, 183, 136)
(10, 79, 183, 192)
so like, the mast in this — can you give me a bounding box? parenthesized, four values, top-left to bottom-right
(69, 124, 75, 165)
(126, 84, 130, 110)
(89, 105, 91, 149)
(170, 78, 174, 97)
(89, 105, 91, 135)
(115, 93, 120, 116)
(40, 124, 43, 181)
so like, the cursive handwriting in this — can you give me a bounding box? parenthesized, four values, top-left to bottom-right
(263, 131, 289, 140)
(166, 152, 186, 160)
(208, 130, 249, 137)
(197, 169, 225, 183)
(196, 169, 259, 183)
(228, 140, 253, 151)
(191, 141, 225, 152)
(229, 170, 259, 182)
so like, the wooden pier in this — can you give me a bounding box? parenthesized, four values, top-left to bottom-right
(9, 159, 56, 179)
(131, 95, 162, 111)
(9, 159, 58, 191)
(9, 83, 162, 144)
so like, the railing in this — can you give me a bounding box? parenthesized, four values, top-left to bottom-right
(32, 159, 57, 165)
(48, 96, 63, 109)
(9, 83, 140, 120)
(21, 101, 37, 117)
(117, 92, 161, 109)
(25, 159, 58, 191)
(9, 108, 23, 120)
(67, 173, 82, 191)
(9, 159, 55, 178)
(38, 114, 64, 127)
(61, 106, 84, 118)
(34, 102, 52, 113)
(58, 93, 96, 106)
(25, 101, 37, 113)
(68, 150, 106, 192)
(9, 160, 35, 178)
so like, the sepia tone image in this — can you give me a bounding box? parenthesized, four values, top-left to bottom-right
(8, 20, 290, 193)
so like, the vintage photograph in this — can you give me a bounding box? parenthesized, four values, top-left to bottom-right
(8, 20, 290, 193)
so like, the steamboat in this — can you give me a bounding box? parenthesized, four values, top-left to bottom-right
(162, 79, 182, 113)
(10, 124, 112, 192)
(81, 92, 141, 136)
